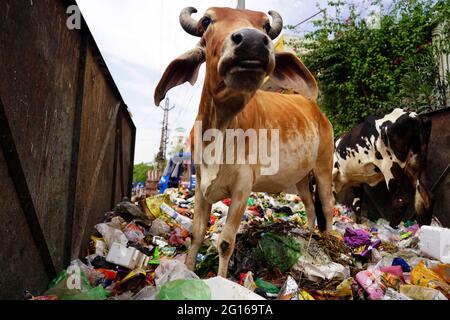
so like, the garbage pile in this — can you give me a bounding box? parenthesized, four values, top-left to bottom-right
(27, 189, 450, 300)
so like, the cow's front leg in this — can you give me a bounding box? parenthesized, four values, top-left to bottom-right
(217, 171, 252, 278)
(352, 186, 363, 224)
(185, 183, 212, 271)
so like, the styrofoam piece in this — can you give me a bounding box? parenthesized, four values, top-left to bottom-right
(212, 201, 229, 216)
(203, 276, 265, 300)
(106, 242, 150, 269)
(419, 226, 450, 263)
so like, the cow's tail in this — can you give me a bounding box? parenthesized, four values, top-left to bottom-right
(312, 175, 327, 232)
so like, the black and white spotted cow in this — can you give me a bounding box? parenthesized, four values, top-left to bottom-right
(333, 108, 433, 228)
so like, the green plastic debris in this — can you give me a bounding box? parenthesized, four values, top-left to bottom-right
(160, 246, 177, 257)
(45, 269, 110, 300)
(256, 232, 302, 272)
(149, 246, 160, 265)
(156, 279, 212, 300)
(255, 278, 280, 294)
(247, 198, 254, 206)
(400, 231, 413, 239)
(63, 285, 110, 300)
(195, 246, 219, 278)
(404, 220, 415, 228)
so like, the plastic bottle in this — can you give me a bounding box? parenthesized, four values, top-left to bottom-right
(160, 203, 193, 233)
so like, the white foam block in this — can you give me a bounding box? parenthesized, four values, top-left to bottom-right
(419, 226, 450, 263)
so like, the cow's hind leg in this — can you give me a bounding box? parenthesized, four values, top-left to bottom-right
(296, 175, 316, 229)
(313, 122, 335, 232)
(185, 183, 211, 271)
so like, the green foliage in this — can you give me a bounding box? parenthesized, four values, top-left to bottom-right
(133, 162, 151, 183)
(290, 0, 450, 136)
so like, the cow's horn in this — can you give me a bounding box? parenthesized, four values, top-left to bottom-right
(180, 7, 202, 37)
(268, 10, 283, 39)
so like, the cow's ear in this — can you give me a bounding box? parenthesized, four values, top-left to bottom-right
(386, 116, 416, 162)
(270, 52, 318, 101)
(154, 46, 205, 106)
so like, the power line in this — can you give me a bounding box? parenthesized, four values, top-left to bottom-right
(293, 9, 326, 29)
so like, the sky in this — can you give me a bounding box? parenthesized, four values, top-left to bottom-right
(75, 0, 386, 164)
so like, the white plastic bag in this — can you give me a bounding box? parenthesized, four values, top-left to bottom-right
(95, 223, 128, 249)
(154, 260, 199, 289)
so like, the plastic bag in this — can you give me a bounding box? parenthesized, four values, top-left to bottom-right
(376, 224, 401, 242)
(344, 228, 371, 248)
(240, 271, 256, 292)
(156, 278, 211, 300)
(411, 260, 446, 287)
(432, 264, 450, 283)
(212, 201, 229, 216)
(149, 218, 171, 237)
(392, 257, 411, 272)
(123, 221, 146, 243)
(293, 256, 350, 281)
(257, 232, 302, 272)
(255, 278, 280, 295)
(145, 194, 172, 220)
(95, 223, 128, 249)
(336, 278, 354, 297)
(277, 276, 298, 300)
(132, 286, 158, 300)
(63, 285, 110, 300)
(154, 260, 199, 289)
(45, 268, 110, 300)
(69, 259, 105, 287)
(410, 260, 450, 298)
(382, 288, 412, 300)
(400, 285, 447, 300)
(355, 269, 385, 300)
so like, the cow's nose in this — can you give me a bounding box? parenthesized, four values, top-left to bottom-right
(231, 32, 244, 45)
(231, 28, 270, 48)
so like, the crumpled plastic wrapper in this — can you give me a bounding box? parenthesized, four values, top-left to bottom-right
(95, 223, 128, 249)
(292, 256, 350, 282)
(277, 276, 299, 300)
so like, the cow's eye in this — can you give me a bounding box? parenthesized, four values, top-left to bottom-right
(202, 17, 212, 30)
(264, 22, 271, 34)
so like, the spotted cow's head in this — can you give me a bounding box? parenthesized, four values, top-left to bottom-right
(382, 113, 433, 227)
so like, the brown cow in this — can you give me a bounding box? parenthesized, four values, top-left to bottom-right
(154, 7, 334, 277)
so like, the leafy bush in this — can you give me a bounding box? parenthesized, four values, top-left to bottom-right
(290, 0, 450, 136)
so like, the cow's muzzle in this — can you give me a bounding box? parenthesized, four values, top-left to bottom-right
(219, 28, 274, 91)
(390, 197, 409, 228)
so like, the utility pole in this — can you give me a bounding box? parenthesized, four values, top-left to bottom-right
(237, 0, 245, 10)
(156, 97, 175, 172)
